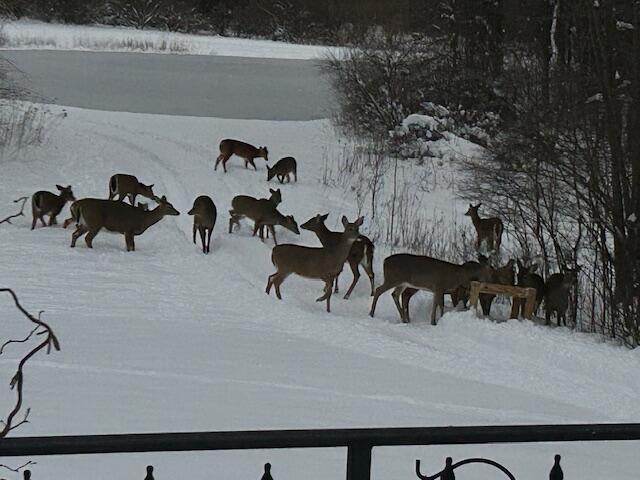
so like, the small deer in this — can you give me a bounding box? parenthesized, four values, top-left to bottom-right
(300, 213, 374, 299)
(478, 258, 516, 316)
(370, 254, 493, 325)
(31, 185, 76, 230)
(188, 195, 217, 254)
(69, 195, 179, 251)
(465, 203, 504, 256)
(108, 173, 155, 205)
(266, 216, 364, 312)
(215, 139, 268, 173)
(267, 156, 297, 183)
(543, 267, 579, 327)
(514, 259, 545, 317)
(396, 257, 490, 323)
(229, 190, 298, 244)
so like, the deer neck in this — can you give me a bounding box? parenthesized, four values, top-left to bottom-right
(136, 206, 166, 233)
(327, 232, 357, 266)
(314, 223, 334, 246)
(470, 211, 482, 228)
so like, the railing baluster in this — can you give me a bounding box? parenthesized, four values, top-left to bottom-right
(346, 443, 372, 480)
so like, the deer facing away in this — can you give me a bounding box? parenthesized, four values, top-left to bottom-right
(69, 195, 179, 251)
(300, 213, 374, 299)
(465, 203, 504, 256)
(267, 156, 297, 183)
(370, 254, 493, 325)
(108, 173, 155, 205)
(229, 189, 298, 244)
(215, 139, 268, 173)
(544, 267, 578, 326)
(31, 185, 76, 230)
(266, 215, 364, 312)
(514, 259, 545, 317)
(188, 195, 217, 254)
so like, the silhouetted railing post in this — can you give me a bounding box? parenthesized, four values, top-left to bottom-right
(346, 442, 372, 480)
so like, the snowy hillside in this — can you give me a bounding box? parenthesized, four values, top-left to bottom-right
(1, 104, 640, 479)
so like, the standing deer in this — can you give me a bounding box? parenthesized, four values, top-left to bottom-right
(267, 157, 297, 183)
(188, 195, 217, 254)
(108, 174, 155, 205)
(465, 203, 504, 256)
(514, 259, 545, 317)
(229, 190, 298, 245)
(370, 254, 493, 325)
(215, 139, 268, 172)
(477, 258, 516, 316)
(543, 267, 579, 327)
(396, 257, 490, 323)
(69, 195, 179, 251)
(31, 185, 76, 230)
(266, 216, 364, 312)
(300, 213, 374, 299)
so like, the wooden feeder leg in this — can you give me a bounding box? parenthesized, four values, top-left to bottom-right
(510, 298, 520, 320)
(469, 282, 481, 317)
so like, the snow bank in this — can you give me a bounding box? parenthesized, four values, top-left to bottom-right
(0, 20, 343, 59)
(1, 104, 639, 479)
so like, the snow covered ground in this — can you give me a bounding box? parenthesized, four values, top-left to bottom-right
(1, 103, 640, 479)
(0, 20, 341, 59)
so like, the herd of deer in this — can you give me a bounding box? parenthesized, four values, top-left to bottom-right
(27, 139, 577, 327)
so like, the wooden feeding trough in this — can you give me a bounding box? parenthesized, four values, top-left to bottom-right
(469, 281, 538, 319)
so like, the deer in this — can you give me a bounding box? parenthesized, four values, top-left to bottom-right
(394, 257, 491, 323)
(108, 174, 155, 205)
(31, 185, 76, 230)
(215, 139, 269, 173)
(229, 190, 298, 245)
(465, 203, 504, 256)
(68, 195, 179, 251)
(300, 213, 374, 299)
(267, 156, 297, 183)
(477, 258, 516, 316)
(266, 216, 364, 312)
(514, 259, 545, 317)
(188, 195, 217, 254)
(369, 254, 493, 325)
(543, 267, 579, 327)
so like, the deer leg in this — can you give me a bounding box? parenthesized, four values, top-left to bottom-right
(277, 175, 284, 184)
(222, 156, 230, 173)
(249, 158, 257, 170)
(31, 213, 37, 230)
(431, 288, 445, 325)
(315, 277, 334, 312)
(402, 289, 417, 323)
(48, 214, 57, 226)
(117, 194, 125, 202)
(294, 170, 297, 182)
(343, 259, 361, 299)
(545, 309, 551, 326)
(269, 225, 277, 245)
(192, 225, 197, 244)
(129, 193, 137, 205)
(273, 273, 289, 299)
(214, 154, 224, 171)
(252, 221, 263, 240)
(369, 281, 396, 317)
(124, 232, 135, 251)
(70, 225, 88, 247)
(391, 286, 405, 322)
(199, 227, 207, 253)
(206, 228, 213, 253)
(84, 227, 101, 249)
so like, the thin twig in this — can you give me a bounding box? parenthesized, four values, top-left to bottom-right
(0, 196, 28, 225)
(1, 289, 60, 438)
(0, 461, 36, 473)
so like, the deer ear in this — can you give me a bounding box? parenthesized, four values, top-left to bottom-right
(356, 216, 365, 226)
(321, 213, 329, 220)
(269, 188, 275, 194)
(56, 184, 64, 191)
(149, 184, 154, 189)
(161, 195, 167, 202)
(341, 215, 348, 227)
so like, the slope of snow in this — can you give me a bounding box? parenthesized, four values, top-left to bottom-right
(1, 104, 639, 479)
(0, 20, 341, 59)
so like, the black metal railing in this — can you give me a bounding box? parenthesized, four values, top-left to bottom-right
(1, 423, 640, 479)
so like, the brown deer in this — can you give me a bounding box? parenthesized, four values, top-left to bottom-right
(266, 216, 364, 312)
(300, 213, 374, 299)
(370, 254, 493, 325)
(514, 259, 545, 317)
(465, 203, 504, 255)
(395, 258, 488, 323)
(543, 267, 579, 327)
(68, 195, 179, 251)
(229, 190, 298, 244)
(108, 174, 155, 205)
(267, 156, 297, 183)
(31, 185, 76, 230)
(478, 258, 516, 316)
(215, 139, 268, 173)
(188, 195, 217, 254)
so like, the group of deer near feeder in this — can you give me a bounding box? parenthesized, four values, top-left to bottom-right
(28, 138, 577, 327)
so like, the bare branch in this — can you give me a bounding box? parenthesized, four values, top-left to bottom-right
(1, 289, 60, 438)
(0, 461, 36, 473)
(0, 197, 27, 226)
